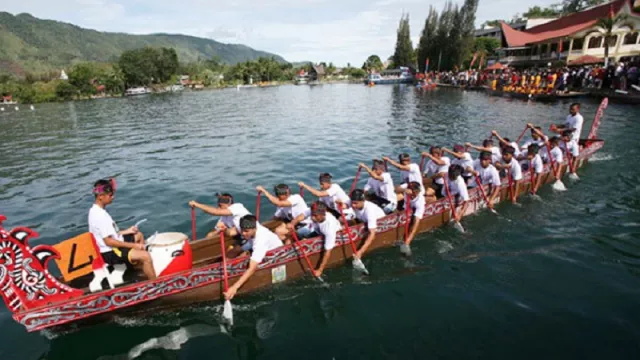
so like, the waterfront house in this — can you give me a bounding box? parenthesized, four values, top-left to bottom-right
(497, 0, 640, 67)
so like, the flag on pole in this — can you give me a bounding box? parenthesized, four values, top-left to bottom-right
(425, 58, 430, 73)
(470, 52, 479, 68)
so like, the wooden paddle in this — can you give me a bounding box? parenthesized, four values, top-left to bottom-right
(255, 191, 262, 222)
(219, 231, 233, 326)
(400, 191, 412, 256)
(338, 206, 368, 275)
(191, 207, 197, 241)
(349, 166, 362, 195)
(290, 230, 324, 283)
(474, 176, 498, 215)
(443, 179, 465, 233)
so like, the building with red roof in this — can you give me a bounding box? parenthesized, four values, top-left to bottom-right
(497, 0, 640, 67)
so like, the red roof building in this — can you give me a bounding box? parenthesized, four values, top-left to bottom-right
(497, 0, 640, 66)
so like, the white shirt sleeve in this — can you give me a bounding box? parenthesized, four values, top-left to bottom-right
(412, 198, 426, 220)
(510, 161, 523, 181)
(90, 210, 118, 241)
(457, 178, 469, 201)
(326, 184, 338, 197)
(320, 218, 339, 251)
(363, 178, 373, 192)
(250, 238, 268, 264)
(533, 156, 544, 174)
(490, 167, 501, 187)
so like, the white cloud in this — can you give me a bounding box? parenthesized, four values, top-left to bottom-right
(3, 0, 560, 66)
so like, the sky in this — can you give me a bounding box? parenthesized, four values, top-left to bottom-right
(2, 0, 559, 66)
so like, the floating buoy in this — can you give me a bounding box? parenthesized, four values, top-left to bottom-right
(30, 105, 35, 111)
(0, 107, 4, 112)
(15, 106, 19, 111)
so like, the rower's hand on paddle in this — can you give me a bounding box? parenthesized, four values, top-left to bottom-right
(224, 286, 238, 300)
(297, 181, 305, 188)
(359, 162, 367, 169)
(188, 200, 198, 208)
(216, 223, 228, 231)
(464, 142, 472, 148)
(382, 156, 390, 162)
(421, 151, 430, 158)
(491, 130, 498, 137)
(526, 123, 534, 129)
(256, 185, 266, 193)
(287, 223, 296, 232)
(313, 269, 323, 278)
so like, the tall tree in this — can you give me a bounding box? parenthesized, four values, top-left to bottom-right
(362, 55, 384, 71)
(392, 14, 416, 68)
(524, 6, 560, 18)
(417, 6, 439, 72)
(561, 0, 607, 15)
(434, 1, 455, 71)
(458, 0, 479, 68)
(595, 12, 631, 67)
(448, 5, 463, 69)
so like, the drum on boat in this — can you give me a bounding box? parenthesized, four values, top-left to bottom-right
(146, 232, 193, 277)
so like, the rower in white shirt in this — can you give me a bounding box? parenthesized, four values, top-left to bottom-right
(360, 160, 399, 214)
(256, 184, 313, 242)
(305, 202, 342, 277)
(520, 144, 544, 194)
(402, 181, 426, 250)
(298, 173, 355, 220)
(494, 146, 523, 204)
(350, 189, 385, 259)
(491, 130, 521, 158)
(551, 103, 584, 142)
(224, 215, 283, 300)
(521, 124, 548, 155)
(471, 151, 501, 210)
(560, 130, 580, 176)
(547, 136, 564, 181)
(383, 153, 428, 208)
(422, 146, 450, 200)
(189, 193, 251, 239)
(466, 139, 501, 164)
(443, 165, 470, 223)
(443, 145, 474, 186)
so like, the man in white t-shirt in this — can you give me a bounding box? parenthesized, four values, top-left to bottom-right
(552, 103, 583, 142)
(443, 165, 470, 223)
(522, 144, 544, 194)
(360, 160, 398, 214)
(491, 130, 521, 158)
(403, 181, 426, 250)
(422, 146, 451, 200)
(561, 130, 580, 176)
(383, 153, 424, 191)
(350, 189, 385, 259)
(495, 146, 523, 204)
(298, 173, 354, 220)
(548, 136, 565, 181)
(224, 215, 283, 300)
(257, 184, 313, 242)
(88, 179, 156, 280)
(467, 139, 501, 164)
(471, 152, 501, 210)
(189, 193, 251, 239)
(443, 145, 474, 186)
(306, 202, 342, 277)
(522, 125, 549, 155)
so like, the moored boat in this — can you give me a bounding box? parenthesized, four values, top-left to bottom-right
(0, 99, 609, 333)
(364, 67, 414, 85)
(125, 87, 151, 96)
(484, 87, 557, 102)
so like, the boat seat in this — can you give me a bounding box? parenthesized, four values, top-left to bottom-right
(53, 233, 126, 292)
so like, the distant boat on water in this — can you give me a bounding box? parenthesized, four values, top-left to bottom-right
(365, 67, 414, 85)
(125, 87, 151, 96)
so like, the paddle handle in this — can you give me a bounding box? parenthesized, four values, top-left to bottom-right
(404, 192, 411, 242)
(443, 179, 458, 221)
(516, 125, 529, 143)
(419, 154, 426, 173)
(529, 160, 536, 194)
(349, 166, 362, 195)
(219, 231, 229, 292)
(191, 207, 197, 241)
(299, 185, 304, 197)
(338, 206, 358, 255)
(256, 191, 262, 222)
(474, 176, 492, 207)
(291, 230, 317, 276)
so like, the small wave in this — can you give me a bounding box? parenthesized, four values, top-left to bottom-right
(589, 153, 614, 162)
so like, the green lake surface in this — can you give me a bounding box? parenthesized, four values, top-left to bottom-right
(0, 85, 639, 359)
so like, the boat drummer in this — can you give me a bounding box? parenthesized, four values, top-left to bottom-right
(88, 179, 156, 280)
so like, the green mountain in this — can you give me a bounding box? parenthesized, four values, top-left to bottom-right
(0, 12, 286, 75)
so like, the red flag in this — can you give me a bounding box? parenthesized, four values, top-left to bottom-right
(470, 52, 479, 67)
(558, 40, 563, 53)
(608, 4, 614, 19)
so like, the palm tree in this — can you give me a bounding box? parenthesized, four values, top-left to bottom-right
(595, 10, 631, 68)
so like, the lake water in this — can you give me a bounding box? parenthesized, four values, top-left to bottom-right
(1, 85, 639, 360)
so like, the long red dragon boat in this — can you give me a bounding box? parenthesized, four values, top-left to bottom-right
(0, 99, 608, 333)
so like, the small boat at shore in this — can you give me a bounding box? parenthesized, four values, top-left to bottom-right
(364, 67, 414, 85)
(125, 87, 151, 96)
(484, 87, 557, 103)
(0, 99, 609, 333)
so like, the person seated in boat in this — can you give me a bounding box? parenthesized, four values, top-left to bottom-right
(519, 144, 544, 194)
(305, 202, 342, 277)
(422, 146, 450, 199)
(527, 124, 554, 163)
(494, 146, 523, 204)
(443, 145, 474, 186)
(89, 179, 156, 280)
(360, 160, 398, 214)
(188, 193, 250, 239)
(256, 184, 313, 242)
(383, 153, 427, 207)
(547, 136, 565, 181)
(550, 103, 583, 143)
(560, 130, 580, 176)
(350, 189, 385, 259)
(298, 173, 355, 220)
(491, 130, 521, 158)
(443, 165, 470, 223)
(466, 139, 501, 164)
(223, 215, 283, 300)
(402, 181, 426, 249)
(522, 124, 548, 154)
(470, 152, 501, 210)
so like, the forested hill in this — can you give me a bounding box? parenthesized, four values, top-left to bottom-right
(0, 12, 286, 75)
